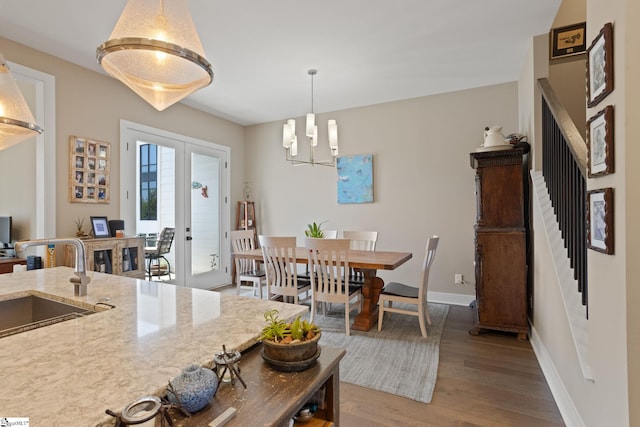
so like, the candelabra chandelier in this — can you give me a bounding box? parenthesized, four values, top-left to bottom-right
(282, 69, 338, 167)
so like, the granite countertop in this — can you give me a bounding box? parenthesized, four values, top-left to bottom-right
(0, 267, 307, 426)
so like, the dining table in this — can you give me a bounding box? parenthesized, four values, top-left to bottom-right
(235, 247, 412, 331)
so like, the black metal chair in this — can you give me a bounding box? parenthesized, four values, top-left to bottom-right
(145, 227, 175, 281)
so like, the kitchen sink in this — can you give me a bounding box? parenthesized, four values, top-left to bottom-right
(0, 295, 98, 338)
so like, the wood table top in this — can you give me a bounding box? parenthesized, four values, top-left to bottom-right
(236, 247, 412, 271)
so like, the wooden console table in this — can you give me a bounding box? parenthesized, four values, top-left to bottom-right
(170, 344, 345, 427)
(0, 257, 26, 274)
(64, 237, 145, 280)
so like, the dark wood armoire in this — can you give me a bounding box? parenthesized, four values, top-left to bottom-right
(469, 146, 530, 340)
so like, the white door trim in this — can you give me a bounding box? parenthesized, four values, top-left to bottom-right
(9, 61, 56, 239)
(119, 120, 231, 287)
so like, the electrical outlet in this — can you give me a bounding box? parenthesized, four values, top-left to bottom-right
(454, 274, 464, 284)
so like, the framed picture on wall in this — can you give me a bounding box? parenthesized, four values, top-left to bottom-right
(586, 22, 614, 107)
(550, 22, 587, 59)
(587, 187, 614, 254)
(586, 105, 614, 177)
(69, 136, 110, 203)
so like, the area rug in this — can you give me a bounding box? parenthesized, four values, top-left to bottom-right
(307, 302, 449, 404)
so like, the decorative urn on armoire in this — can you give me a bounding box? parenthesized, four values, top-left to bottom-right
(469, 142, 530, 340)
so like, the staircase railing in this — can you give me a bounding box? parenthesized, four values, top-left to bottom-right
(537, 78, 588, 312)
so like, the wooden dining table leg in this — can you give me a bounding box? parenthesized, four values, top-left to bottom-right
(351, 268, 383, 332)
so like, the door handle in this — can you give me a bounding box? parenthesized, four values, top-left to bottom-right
(186, 236, 193, 241)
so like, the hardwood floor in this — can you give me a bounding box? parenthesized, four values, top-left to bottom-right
(339, 305, 564, 427)
(218, 286, 563, 426)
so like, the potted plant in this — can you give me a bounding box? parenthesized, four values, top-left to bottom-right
(305, 221, 326, 238)
(260, 309, 321, 371)
(74, 218, 86, 238)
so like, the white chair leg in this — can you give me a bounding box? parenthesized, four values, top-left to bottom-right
(378, 298, 384, 332)
(418, 312, 428, 338)
(345, 302, 350, 336)
(425, 302, 432, 325)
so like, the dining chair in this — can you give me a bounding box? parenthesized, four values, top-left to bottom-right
(305, 238, 362, 336)
(230, 229, 266, 299)
(299, 229, 338, 279)
(259, 235, 311, 304)
(342, 230, 378, 284)
(377, 235, 439, 338)
(144, 227, 175, 281)
(323, 230, 338, 239)
(342, 230, 378, 251)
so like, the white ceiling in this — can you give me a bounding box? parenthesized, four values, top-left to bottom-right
(0, 0, 560, 126)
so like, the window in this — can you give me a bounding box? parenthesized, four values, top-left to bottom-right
(139, 144, 157, 220)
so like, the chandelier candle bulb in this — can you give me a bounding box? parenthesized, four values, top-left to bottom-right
(306, 113, 315, 138)
(282, 122, 293, 148)
(328, 120, 338, 155)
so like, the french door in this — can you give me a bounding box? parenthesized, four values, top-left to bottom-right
(120, 120, 230, 289)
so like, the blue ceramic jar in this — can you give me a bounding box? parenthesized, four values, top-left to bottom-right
(167, 364, 218, 413)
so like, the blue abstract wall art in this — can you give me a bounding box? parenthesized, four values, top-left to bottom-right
(336, 154, 373, 204)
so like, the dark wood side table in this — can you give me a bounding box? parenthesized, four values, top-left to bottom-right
(170, 344, 345, 427)
(0, 257, 27, 274)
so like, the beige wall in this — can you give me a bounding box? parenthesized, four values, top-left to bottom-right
(584, 0, 629, 425)
(0, 79, 37, 241)
(625, 0, 640, 424)
(549, 0, 587, 138)
(245, 83, 519, 300)
(524, 0, 634, 424)
(0, 37, 246, 240)
(0, 137, 36, 241)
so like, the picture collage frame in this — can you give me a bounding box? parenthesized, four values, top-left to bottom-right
(69, 136, 110, 203)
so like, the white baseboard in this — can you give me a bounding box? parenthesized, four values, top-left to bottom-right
(529, 325, 585, 427)
(428, 291, 474, 306)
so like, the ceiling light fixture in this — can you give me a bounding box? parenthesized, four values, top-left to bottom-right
(96, 0, 213, 111)
(0, 52, 43, 151)
(283, 69, 338, 167)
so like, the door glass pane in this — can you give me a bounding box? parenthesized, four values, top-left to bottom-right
(136, 142, 176, 281)
(191, 152, 220, 275)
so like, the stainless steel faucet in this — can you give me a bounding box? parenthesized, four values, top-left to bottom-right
(14, 238, 91, 296)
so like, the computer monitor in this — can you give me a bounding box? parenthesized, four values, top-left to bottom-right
(0, 216, 12, 247)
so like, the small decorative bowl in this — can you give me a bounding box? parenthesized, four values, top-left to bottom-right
(293, 406, 316, 423)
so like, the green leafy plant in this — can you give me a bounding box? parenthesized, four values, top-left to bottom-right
(305, 221, 326, 238)
(260, 309, 319, 344)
